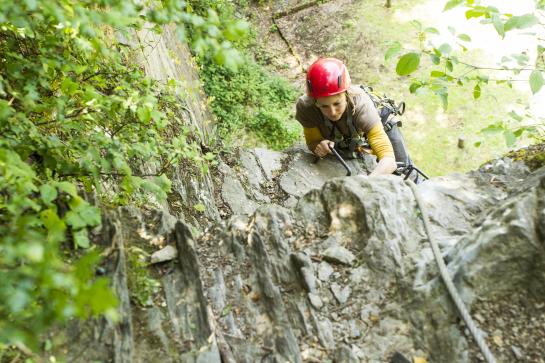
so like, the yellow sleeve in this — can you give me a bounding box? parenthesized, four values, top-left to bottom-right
(367, 123, 395, 160)
(303, 127, 324, 151)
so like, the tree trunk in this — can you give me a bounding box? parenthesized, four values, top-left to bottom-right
(385, 0, 392, 8)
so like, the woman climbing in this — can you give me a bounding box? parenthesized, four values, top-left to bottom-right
(295, 57, 397, 176)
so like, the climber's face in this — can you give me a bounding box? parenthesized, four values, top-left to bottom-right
(315, 93, 347, 121)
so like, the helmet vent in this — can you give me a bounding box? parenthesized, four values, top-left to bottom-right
(337, 75, 342, 88)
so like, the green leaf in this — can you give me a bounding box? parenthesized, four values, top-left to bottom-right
(481, 124, 504, 134)
(503, 130, 517, 147)
(384, 41, 401, 62)
(137, 106, 152, 123)
(466, 9, 485, 19)
(56, 181, 78, 197)
(492, 14, 505, 37)
(0, 99, 14, 121)
(438, 43, 452, 55)
(446, 60, 453, 72)
(431, 71, 446, 78)
(504, 14, 539, 31)
(65, 211, 86, 229)
(508, 111, 523, 121)
(424, 27, 440, 34)
(473, 84, 481, 99)
(193, 203, 206, 213)
(409, 82, 423, 94)
(457, 34, 471, 42)
(396, 53, 420, 76)
(74, 229, 90, 248)
(40, 209, 66, 243)
(61, 78, 79, 96)
(79, 205, 101, 227)
(430, 54, 441, 65)
(529, 70, 544, 94)
(513, 128, 525, 137)
(40, 184, 58, 204)
(439, 92, 448, 110)
(224, 21, 250, 41)
(444, 0, 464, 11)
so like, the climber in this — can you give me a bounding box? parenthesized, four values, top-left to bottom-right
(295, 57, 397, 176)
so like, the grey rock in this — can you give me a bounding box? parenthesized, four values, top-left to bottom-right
(301, 267, 317, 293)
(209, 270, 227, 312)
(311, 314, 335, 350)
(220, 163, 259, 215)
(252, 147, 285, 181)
(318, 261, 334, 281)
(240, 150, 266, 189)
(348, 320, 361, 338)
(150, 245, 178, 264)
(334, 344, 359, 363)
(350, 266, 367, 284)
(322, 245, 356, 266)
(511, 345, 523, 360)
(308, 293, 323, 310)
(331, 283, 351, 304)
(283, 195, 299, 208)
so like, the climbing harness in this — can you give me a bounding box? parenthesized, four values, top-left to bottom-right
(406, 180, 497, 363)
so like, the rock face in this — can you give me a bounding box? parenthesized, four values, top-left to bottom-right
(60, 15, 545, 363)
(64, 153, 545, 363)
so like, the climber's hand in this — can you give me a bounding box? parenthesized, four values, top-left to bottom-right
(314, 140, 334, 158)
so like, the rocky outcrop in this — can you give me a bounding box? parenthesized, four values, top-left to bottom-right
(59, 15, 545, 363)
(63, 151, 545, 363)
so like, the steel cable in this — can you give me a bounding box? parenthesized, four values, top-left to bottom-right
(406, 180, 497, 363)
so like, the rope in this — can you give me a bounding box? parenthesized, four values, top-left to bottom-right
(406, 180, 497, 363)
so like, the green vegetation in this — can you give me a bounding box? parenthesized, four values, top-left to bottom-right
(0, 0, 246, 354)
(189, 1, 301, 150)
(198, 58, 301, 149)
(389, 1, 544, 143)
(333, 0, 535, 175)
(127, 248, 161, 307)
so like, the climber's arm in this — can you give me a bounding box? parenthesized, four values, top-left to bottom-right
(366, 123, 396, 176)
(304, 127, 332, 156)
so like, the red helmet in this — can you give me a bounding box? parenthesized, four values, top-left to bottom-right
(306, 58, 351, 98)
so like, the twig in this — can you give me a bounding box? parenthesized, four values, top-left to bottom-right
(331, 299, 356, 312)
(207, 306, 237, 363)
(271, 17, 304, 73)
(59, 171, 164, 178)
(273, 0, 327, 19)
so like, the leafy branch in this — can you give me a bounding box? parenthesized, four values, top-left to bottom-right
(384, 0, 544, 146)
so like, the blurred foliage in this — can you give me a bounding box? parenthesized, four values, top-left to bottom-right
(189, 0, 301, 150)
(126, 248, 161, 307)
(388, 0, 545, 146)
(0, 0, 246, 353)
